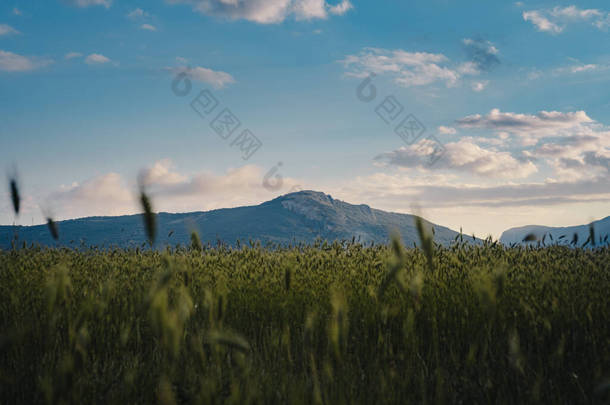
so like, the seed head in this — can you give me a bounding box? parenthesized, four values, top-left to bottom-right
(9, 177, 20, 216)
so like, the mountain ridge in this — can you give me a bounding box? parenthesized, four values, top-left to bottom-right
(500, 215, 610, 246)
(0, 190, 469, 249)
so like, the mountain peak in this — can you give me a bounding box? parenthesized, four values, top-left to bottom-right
(273, 190, 338, 221)
(278, 190, 334, 203)
(0, 190, 463, 248)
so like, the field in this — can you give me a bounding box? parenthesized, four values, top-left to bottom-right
(1, 233, 609, 404)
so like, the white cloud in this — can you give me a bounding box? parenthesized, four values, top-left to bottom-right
(453, 108, 610, 181)
(526, 69, 543, 80)
(456, 108, 593, 145)
(139, 159, 187, 187)
(49, 173, 135, 219)
(138, 162, 301, 213)
(523, 10, 563, 33)
(337, 172, 610, 210)
(594, 15, 610, 30)
(140, 24, 157, 31)
(533, 134, 601, 158)
(471, 80, 488, 92)
(438, 126, 456, 135)
(342, 42, 499, 89)
(165, 0, 352, 24)
(176, 56, 188, 64)
(551, 62, 605, 76)
(85, 53, 111, 64)
(166, 0, 289, 24)
(169, 65, 235, 88)
(371, 108, 609, 219)
(532, 132, 610, 181)
(523, 6, 610, 34)
(457, 62, 480, 75)
(12, 8, 22, 16)
(0, 24, 20, 36)
(570, 63, 598, 73)
(328, 0, 352, 15)
(375, 138, 538, 179)
(341, 48, 471, 88)
(0, 50, 52, 72)
(64, 0, 112, 8)
(65, 52, 83, 60)
(550, 5, 602, 19)
(331, 173, 610, 238)
(466, 135, 509, 148)
(127, 8, 149, 18)
(143, 162, 266, 196)
(293, 0, 326, 20)
(559, 62, 610, 75)
(44, 161, 301, 220)
(529, 61, 609, 80)
(58, 174, 131, 202)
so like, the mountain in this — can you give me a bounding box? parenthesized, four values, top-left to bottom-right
(0, 190, 468, 249)
(500, 216, 610, 247)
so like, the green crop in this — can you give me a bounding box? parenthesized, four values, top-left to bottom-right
(0, 237, 608, 404)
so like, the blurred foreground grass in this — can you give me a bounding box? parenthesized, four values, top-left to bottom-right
(1, 238, 609, 404)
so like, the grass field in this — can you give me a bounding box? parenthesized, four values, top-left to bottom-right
(1, 233, 609, 404)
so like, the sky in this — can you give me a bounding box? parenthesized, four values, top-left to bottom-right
(1, 0, 609, 238)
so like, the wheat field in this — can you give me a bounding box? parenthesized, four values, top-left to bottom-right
(1, 229, 608, 404)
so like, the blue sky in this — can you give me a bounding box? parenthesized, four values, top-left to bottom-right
(1, 0, 609, 237)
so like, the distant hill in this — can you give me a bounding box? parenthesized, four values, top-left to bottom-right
(0, 190, 469, 249)
(500, 216, 610, 247)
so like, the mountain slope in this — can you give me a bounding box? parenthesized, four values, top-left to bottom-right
(500, 216, 610, 246)
(0, 190, 467, 249)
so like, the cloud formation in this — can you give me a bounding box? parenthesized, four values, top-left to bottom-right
(328, 0, 352, 15)
(49, 173, 134, 219)
(552, 62, 608, 75)
(43, 160, 301, 220)
(170, 65, 235, 88)
(166, 0, 352, 24)
(0, 24, 20, 36)
(453, 108, 610, 181)
(462, 38, 500, 72)
(471, 81, 488, 92)
(438, 126, 456, 135)
(140, 161, 301, 213)
(139, 159, 188, 187)
(342, 44, 499, 89)
(140, 24, 157, 31)
(342, 48, 468, 88)
(523, 5, 609, 33)
(127, 8, 149, 19)
(65, 52, 83, 60)
(64, 0, 112, 8)
(331, 169, 610, 238)
(456, 108, 593, 145)
(374, 107, 610, 209)
(375, 138, 538, 179)
(340, 171, 610, 210)
(0, 50, 52, 72)
(85, 53, 111, 64)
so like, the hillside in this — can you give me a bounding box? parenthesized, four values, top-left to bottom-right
(0, 190, 466, 249)
(500, 216, 610, 246)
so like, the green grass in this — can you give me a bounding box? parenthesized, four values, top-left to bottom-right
(1, 239, 609, 404)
